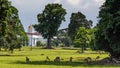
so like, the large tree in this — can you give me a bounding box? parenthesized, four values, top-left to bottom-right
(0, 0, 27, 51)
(33, 3, 66, 48)
(6, 6, 27, 52)
(0, 0, 11, 50)
(95, 0, 120, 59)
(68, 12, 92, 41)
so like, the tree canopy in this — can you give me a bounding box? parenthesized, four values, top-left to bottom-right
(53, 28, 72, 47)
(95, 0, 120, 58)
(33, 3, 66, 48)
(68, 12, 92, 41)
(0, 0, 11, 37)
(74, 27, 91, 53)
(0, 0, 27, 51)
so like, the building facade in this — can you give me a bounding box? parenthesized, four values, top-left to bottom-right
(27, 32, 46, 46)
(27, 25, 46, 46)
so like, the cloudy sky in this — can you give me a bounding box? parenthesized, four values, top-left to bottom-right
(8, 0, 105, 31)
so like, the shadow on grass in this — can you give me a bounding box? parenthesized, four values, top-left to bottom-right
(31, 47, 55, 50)
(10, 61, 106, 67)
(0, 54, 27, 56)
(62, 47, 80, 50)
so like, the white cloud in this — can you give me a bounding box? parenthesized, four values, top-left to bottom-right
(95, 0, 105, 3)
(65, 0, 105, 10)
(54, 0, 61, 3)
(79, 0, 105, 10)
(94, 0, 105, 6)
(67, 0, 83, 6)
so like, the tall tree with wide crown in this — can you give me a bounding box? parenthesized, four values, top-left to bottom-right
(33, 3, 66, 48)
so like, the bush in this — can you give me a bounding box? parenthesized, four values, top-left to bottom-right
(36, 41, 44, 47)
(59, 43, 65, 47)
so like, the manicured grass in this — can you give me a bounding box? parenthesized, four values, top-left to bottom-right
(0, 47, 119, 68)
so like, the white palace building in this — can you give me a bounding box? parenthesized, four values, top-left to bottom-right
(27, 25, 46, 46)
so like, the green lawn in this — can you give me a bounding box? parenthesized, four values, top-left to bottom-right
(0, 47, 119, 68)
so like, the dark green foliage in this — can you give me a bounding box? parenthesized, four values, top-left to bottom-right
(74, 41, 81, 48)
(0, 21, 8, 37)
(36, 41, 44, 47)
(88, 28, 98, 51)
(56, 28, 72, 47)
(0, 0, 10, 36)
(0, 0, 11, 50)
(68, 12, 93, 52)
(68, 12, 92, 41)
(90, 39, 98, 50)
(6, 6, 27, 51)
(0, 0, 27, 51)
(95, 0, 120, 58)
(52, 39, 59, 47)
(61, 37, 71, 47)
(34, 3, 66, 48)
(51, 28, 72, 47)
(36, 41, 41, 47)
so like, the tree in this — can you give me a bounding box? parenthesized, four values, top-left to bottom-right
(74, 27, 91, 53)
(95, 0, 120, 59)
(53, 28, 72, 47)
(68, 12, 92, 41)
(89, 27, 98, 50)
(33, 3, 66, 48)
(0, 1, 27, 51)
(0, 0, 11, 50)
(6, 6, 27, 51)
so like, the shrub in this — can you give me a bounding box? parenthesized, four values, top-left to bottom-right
(36, 41, 45, 47)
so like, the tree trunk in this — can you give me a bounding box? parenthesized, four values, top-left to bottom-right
(81, 45, 84, 53)
(0, 37, 1, 51)
(0, 47, 1, 51)
(19, 48, 21, 51)
(46, 36, 52, 49)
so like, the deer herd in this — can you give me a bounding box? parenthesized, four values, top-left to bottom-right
(26, 55, 100, 64)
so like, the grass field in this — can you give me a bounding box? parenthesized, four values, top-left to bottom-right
(0, 47, 119, 68)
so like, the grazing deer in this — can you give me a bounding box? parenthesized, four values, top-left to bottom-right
(44, 56, 50, 63)
(95, 56, 100, 61)
(46, 56, 50, 61)
(54, 56, 60, 62)
(26, 57, 30, 62)
(84, 57, 92, 63)
(69, 57, 73, 64)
